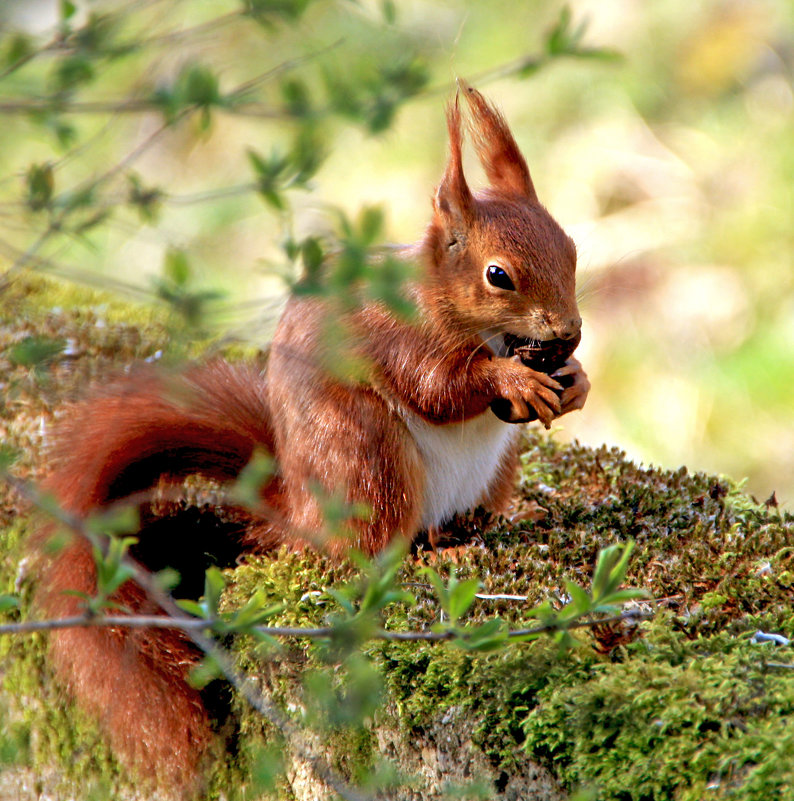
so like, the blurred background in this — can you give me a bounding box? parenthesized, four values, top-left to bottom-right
(1, 0, 792, 504)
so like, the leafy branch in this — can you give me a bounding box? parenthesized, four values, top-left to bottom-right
(0, 604, 654, 642)
(1, 2, 617, 317)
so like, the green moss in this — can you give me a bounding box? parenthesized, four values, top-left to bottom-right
(523, 620, 794, 800)
(0, 273, 167, 336)
(0, 518, 126, 796)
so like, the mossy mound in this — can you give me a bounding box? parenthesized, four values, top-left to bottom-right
(220, 440, 793, 800)
(1, 275, 793, 800)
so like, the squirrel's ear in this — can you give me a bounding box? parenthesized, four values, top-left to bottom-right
(433, 94, 474, 238)
(459, 79, 537, 202)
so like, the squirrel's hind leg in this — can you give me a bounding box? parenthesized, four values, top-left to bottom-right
(277, 388, 425, 556)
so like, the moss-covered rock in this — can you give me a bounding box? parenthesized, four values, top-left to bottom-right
(1, 276, 793, 800)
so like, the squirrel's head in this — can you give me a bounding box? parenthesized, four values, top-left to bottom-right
(424, 82, 581, 353)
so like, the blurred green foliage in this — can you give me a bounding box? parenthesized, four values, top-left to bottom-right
(0, 0, 791, 504)
(2, 0, 791, 504)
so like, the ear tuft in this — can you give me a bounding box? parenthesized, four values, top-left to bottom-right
(459, 81, 537, 201)
(433, 91, 475, 234)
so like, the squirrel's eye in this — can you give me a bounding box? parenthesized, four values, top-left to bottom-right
(485, 264, 516, 291)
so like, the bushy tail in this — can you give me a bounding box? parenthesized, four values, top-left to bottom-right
(36, 359, 283, 792)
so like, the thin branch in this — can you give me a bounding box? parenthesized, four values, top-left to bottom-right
(0, 0, 171, 83)
(0, 99, 289, 117)
(165, 182, 259, 205)
(1, 108, 187, 282)
(0, 237, 159, 301)
(186, 624, 375, 801)
(0, 39, 61, 83)
(137, 9, 243, 48)
(0, 35, 343, 120)
(225, 37, 345, 102)
(0, 607, 655, 641)
(3, 226, 56, 275)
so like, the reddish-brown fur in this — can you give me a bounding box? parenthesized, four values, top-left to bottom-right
(36, 84, 589, 795)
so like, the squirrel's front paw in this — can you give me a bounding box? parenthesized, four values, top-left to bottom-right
(552, 356, 590, 415)
(491, 363, 562, 428)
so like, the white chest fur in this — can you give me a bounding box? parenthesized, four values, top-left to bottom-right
(401, 409, 519, 529)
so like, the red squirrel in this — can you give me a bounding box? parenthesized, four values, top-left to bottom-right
(37, 83, 589, 792)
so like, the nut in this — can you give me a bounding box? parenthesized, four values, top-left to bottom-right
(491, 331, 581, 423)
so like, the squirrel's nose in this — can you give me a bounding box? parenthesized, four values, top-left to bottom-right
(554, 316, 582, 340)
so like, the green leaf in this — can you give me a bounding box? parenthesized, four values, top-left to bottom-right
(324, 69, 363, 119)
(91, 535, 137, 602)
(8, 336, 64, 369)
(227, 590, 282, 630)
(243, 0, 313, 24)
(4, 34, 33, 69)
(175, 599, 207, 619)
(60, 185, 95, 212)
(247, 743, 284, 795)
(0, 595, 19, 614)
(53, 119, 77, 149)
(53, 54, 95, 92)
(231, 449, 275, 509)
(127, 174, 162, 223)
(261, 188, 285, 210)
(564, 580, 592, 615)
(357, 541, 413, 615)
(180, 64, 221, 108)
(516, 599, 561, 637)
(86, 506, 139, 538)
(247, 148, 271, 178)
(25, 163, 54, 212)
(303, 655, 384, 729)
(73, 209, 110, 235)
(460, 618, 508, 652)
(366, 95, 395, 134)
(363, 255, 417, 319)
(546, 5, 574, 55)
(289, 126, 325, 184)
(60, 0, 77, 22)
(447, 577, 481, 625)
(419, 567, 481, 627)
(247, 147, 289, 208)
(187, 655, 222, 689)
(607, 541, 635, 591)
(591, 542, 633, 603)
(164, 248, 191, 287)
(152, 63, 221, 123)
(153, 568, 181, 594)
(301, 236, 324, 280)
(358, 206, 384, 247)
(203, 566, 226, 618)
(282, 235, 299, 262)
(592, 588, 648, 612)
(280, 78, 311, 117)
(601, 588, 648, 604)
(382, 0, 397, 23)
(325, 586, 356, 617)
(419, 566, 448, 610)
